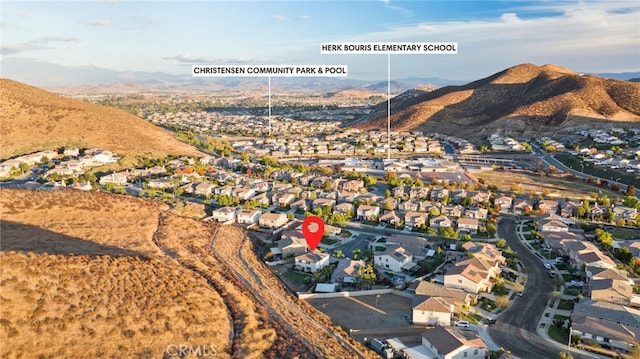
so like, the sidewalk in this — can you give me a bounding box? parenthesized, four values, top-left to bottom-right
(515, 220, 609, 359)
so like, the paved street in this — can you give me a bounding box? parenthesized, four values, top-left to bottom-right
(489, 217, 603, 359)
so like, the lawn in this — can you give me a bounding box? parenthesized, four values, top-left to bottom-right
(558, 299, 575, 311)
(282, 270, 311, 284)
(555, 153, 640, 189)
(321, 237, 338, 245)
(606, 226, 640, 241)
(476, 168, 627, 200)
(548, 325, 570, 344)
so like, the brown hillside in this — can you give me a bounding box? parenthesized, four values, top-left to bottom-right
(0, 79, 201, 159)
(0, 190, 232, 358)
(356, 63, 640, 141)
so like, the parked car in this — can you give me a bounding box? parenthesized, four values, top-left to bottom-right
(455, 320, 470, 328)
(544, 262, 552, 270)
(570, 279, 585, 287)
(549, 272, 557, 278)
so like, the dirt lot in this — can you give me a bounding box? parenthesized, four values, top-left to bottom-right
(307, 293, 413, 330)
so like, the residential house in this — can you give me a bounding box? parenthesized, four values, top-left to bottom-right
(211, 207, 237, 223)
(252, 192, 271, 207)
(393, 185, 409, 198)
(613, 206, 638, 222)
(405, 211, 428, 228)
(430, 188, 450, 202)
(430, 215, 452, 229)
(357, 204, 380, 221)
(334, 202, 354, 215)
(374, 244, 414, 272)
(494, 195, 513, 212)
(411, 281, 475, 312)
(331, 258, 366, 284)
(274, 193, 296, 208)
(444, 262, 492, 294)
(294, 251, 330, 273)
(537, 200, 559, 214)
(586, 266, 632, 284)
(471, 192, 491, 205)
(465, 207, 488, 220)
(412, 297, 455, 326)
(378, 198, 398, 211)
(99, 172, 128, 186)
(232, 186, 256, 201)
(451, 190, 467, 204)
(399, 199, 421, 212)
(147, 178, 176, 190)
(213, 185, 233, 196)
(259, 212, 288, 229)
(442, 205, 464, 218)
(338, 191, 359, 203)
(194, 182, 216, 197)
(540, 218, 569, 232)
(461, 242, 505, 267)
(561, 201, 581, 218)
(513, 199, 533, 214)
(385, 162, 407, 172)
(341, 180, 364, 192)
(290, 198, 311, 212)
(278, 230, 309, 257)
(589, 279, 633, 305)
(457, 218, 479, 234)
(409, 186, 430, 200)
(236, 209, 262, 225)
(419, 326, 488, 359)
(312, 198, 336, 210)
(571, 299, 640, 353)
(379, 210, 402, 226)
(420, 200, 440, 213)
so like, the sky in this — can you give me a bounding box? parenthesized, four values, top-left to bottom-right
(1, 0, 639, 82)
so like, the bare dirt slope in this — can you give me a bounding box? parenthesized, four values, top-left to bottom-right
(356, 63, 640, 141)
(0, 79, 201, 159)
(0, 189, 373, 358)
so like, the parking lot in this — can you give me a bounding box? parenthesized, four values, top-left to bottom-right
(307, 293, 413, 330)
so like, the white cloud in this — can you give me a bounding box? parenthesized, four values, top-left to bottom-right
(272, 15, 287, 21)
(0, 37, 79, 55)
(88, 19, 110, 27)
(163, 54, 262, 64)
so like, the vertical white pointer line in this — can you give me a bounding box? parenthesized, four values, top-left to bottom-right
(387, 53, 391, 161)
(268, 76, 272, 137)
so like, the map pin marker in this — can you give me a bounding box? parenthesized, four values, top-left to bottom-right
(302, 216, 325, 251)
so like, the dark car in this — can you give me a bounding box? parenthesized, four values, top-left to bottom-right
(486, 319, 497, 325)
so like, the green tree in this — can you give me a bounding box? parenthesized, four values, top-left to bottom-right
(496, 238, 507, 248)
(363, 175, 377, 187)
(559, 351, 574, 359)
(495, 295, 509, 308)
(357, 263, 377, 290)
(626, 185, 636, 197)
(333, 249, 345, 258)
(486, 222, 497, 236)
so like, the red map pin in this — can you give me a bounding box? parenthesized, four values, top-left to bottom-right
(302, 216, 325, 251)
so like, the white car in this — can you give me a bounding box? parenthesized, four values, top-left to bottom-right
(455, 320, 470, 328)
(544, 262, 552, 270)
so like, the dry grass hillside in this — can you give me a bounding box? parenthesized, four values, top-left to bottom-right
(356, 63, 640, 142)
(0, 189, 372, 358)
(0, 190, 232, 358)
(0, 79, 201, 159)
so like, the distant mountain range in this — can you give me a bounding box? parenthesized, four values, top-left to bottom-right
(10, 57, 638, 94)
(1, 57, 465, 93)
(355, 63, 640, 142)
